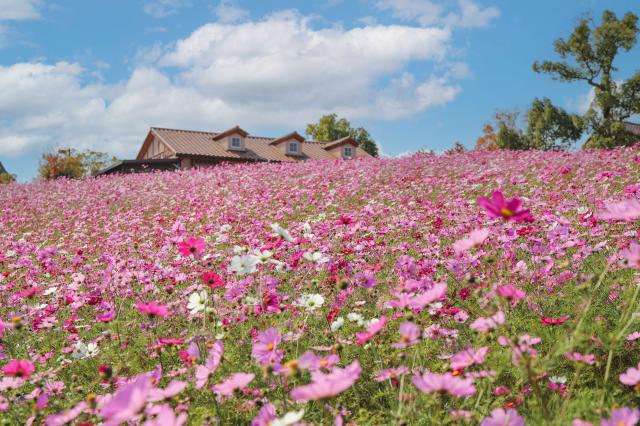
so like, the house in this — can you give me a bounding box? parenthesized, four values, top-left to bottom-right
(97, 126, 369, 175)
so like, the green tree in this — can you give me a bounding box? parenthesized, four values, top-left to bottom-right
(525, 98, 583, 150)
(306, 114, 379, 157)
(533, 10, 640, 148)
(0, 173, 15, 184)
(38, 149, 118, 180)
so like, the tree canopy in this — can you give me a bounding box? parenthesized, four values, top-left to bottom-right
(306, 114, 379, 157)
(38, 149, 118, 180)
(533, 10, 640, 148)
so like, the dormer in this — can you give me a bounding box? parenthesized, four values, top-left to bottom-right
(214, 126, 249, 152)
(323, 136, 358, 159)
(270, 131, 305, 156)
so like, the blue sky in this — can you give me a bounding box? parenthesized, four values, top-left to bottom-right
(0, 0, 638, 181)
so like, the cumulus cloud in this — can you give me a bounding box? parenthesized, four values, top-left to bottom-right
(0, 0, 42, 21)
(0, 11, 469, 156)
(212, 0, 249, 24)
(376, 0, 499, 29)
(142, 0, 191, 18)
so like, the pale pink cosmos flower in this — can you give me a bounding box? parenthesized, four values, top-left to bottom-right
(392, 322, 421, 349)
(355, 316, 387, 345)
(252, 403, 277, 426)
(470, 311, 505, 333)
(496, 285, 526, 305)
(45, 401, 88, 426)
(297, 351, 340, 371)
(412, 370, 476, 397)
(453, 228, 490, 252)
(373, 366, 409, 382)
(100, 374, 153, 426)
(600, 407, 640, 426)
(619, 362, 640, 388)
(211, 372, 255, 397)
(450, 346, 490, 370)
(251, 328, 284, 366)
(619, 241, 640, 268)
(480, 408, 525, 426)
(626, 331, 640, 341)
(143, 404, 187, 426)
(598, 199, 640, 221)
(147, 380, 187, 402)
(290, 361, 362, 401)
(564, 352, 596, 365)
(195, 340, 223, 389)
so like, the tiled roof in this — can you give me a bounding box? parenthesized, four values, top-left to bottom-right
(624, 121, 640, 136)
(148, 127, 371, 162)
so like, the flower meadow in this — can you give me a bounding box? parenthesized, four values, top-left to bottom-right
(1, 149, 640, 426)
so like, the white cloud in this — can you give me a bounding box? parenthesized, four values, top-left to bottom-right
(0, 12, 466, 157)
(376, 0, 499, 29)
(143, 0, 191, 18)
(0, 0, 42, 21)
(212, 0, 249, 24)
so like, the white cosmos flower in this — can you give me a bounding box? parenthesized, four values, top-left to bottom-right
(188, 291, 208, 315)
(271, 409, 305, 426)
(347, 312, 364, 325)
(296, 294, 325, 311)
(302, 251, 329, 264)
(219, 224, 232, 232)
(43, 287, 58, 296)
(330, 317, 345, 332)
(230, 254, 259, 275)
(72, 341, 99, 359)
(254, 250, 273, 263)
(270, 223, 295, 243)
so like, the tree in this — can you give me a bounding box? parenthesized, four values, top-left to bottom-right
(306, 114, 379, 157)
(533, 10, 640, 148)
(38, 149, 118, 180)
(475, 123, 499, 151)
(0, 172, 15, 184)
(525, 98, 583, 150)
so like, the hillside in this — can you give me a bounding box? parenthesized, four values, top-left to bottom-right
(1, 149, 640, 425)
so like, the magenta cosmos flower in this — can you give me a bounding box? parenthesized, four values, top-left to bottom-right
(600, 407, 640, 426)
(251, 328, 284, 367)
(2, 359, 35, 379)
(211, 372, 255, 397)
(136, 301, 170, 318)
(177, 236, 206, 257)
(620, 362, 640, 389)
(392, 322, 421, 349)
(355, 316, 387, 345)
(477, 190, 533, 222)
(480, 408, 525, 426)
(290, 360, 362, 401)
(412, 370, 476, 397)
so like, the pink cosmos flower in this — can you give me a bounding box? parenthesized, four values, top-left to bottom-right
(619, 362, 640, 388)
(143, 404, 187, 426)
(211, 372, 255, 397)
(177, 236, 206, 257)
(2, 359, 35, 379)
(626, 331, 640, 342)
(470, 311, 505, 333)
(195, 340, 223, 389)
(564, 352, 596, 365)
(477, 190, 534, 222)
(450, 346, 490, 370)
(100, 374, 152, 426)
(453, 228, 490, 252)
(600, 407, 640, 426)
(45, 401, 88, 426)
(297, 351, 340, 371)
(412, 370, 476, 397)
(252, 403, 277, 426)
(598, 199, 640, 221)
(147, 380, 187, 402)
(96, 311, 116, 322)
(392, 322, 421, 349)
(619, 242, 640, 268)
(373, 366, 409, 382)
(251, 328, 284, 366)
(355, 316, 387, 345)
(290, 360, 362, 401)
(136, 302, 170, 318)
(480, 408, 525, 426)
(496, 285, 526, 305)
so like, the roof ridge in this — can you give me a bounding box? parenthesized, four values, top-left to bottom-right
(151, 127, 217, 136)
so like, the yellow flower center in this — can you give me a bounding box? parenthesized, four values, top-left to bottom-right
(267, 343, 274, 351)
(401, 335, 410, 342)
(500, 207, 514, 217)
(320, 359, 328, 366)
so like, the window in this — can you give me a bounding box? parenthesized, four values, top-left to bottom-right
(231, 137, 242, 149)
(343, 146, 353, 158)
(288, 142, 299, 154)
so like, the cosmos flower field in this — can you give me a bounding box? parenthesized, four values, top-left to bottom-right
(1, 149, 640, 425)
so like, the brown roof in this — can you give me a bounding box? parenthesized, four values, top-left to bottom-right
(270, 131, 305, 146)
(323, 136, 359, 150)
(212, 125, 249, 141)
(143, 127, 372, 162)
